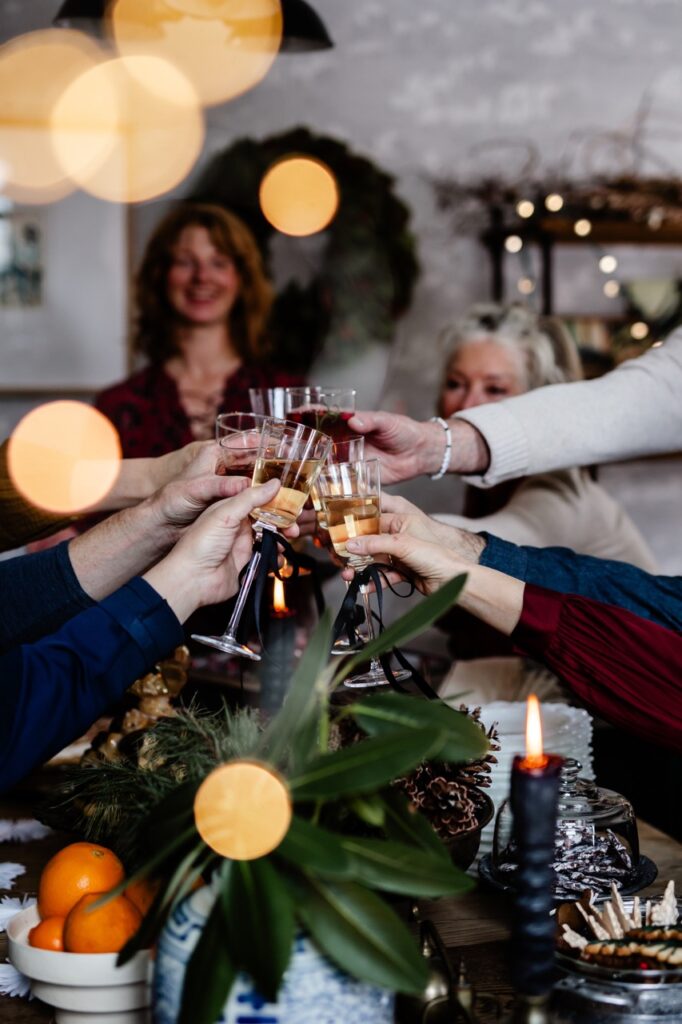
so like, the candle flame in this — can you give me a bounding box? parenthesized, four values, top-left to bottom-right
(273, 575, 289, 614)
(524, 694, 546, 768)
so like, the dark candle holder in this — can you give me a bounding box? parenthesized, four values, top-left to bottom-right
(509, 752, 563, 998)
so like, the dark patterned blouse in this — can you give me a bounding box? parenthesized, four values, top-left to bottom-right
(95, 364, 305, 458)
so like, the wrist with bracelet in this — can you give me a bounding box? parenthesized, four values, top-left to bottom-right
(429, 417, 452, 480)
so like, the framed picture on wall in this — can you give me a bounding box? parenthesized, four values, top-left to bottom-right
(0, 194, 129, 397)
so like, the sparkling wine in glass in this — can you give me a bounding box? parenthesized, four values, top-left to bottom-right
(285, 387, 356, 444)
(192, 419, 332, 661)
(318, 459, 411, 688)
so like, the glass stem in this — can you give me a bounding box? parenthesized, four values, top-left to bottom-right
(359, 583, 381, 671)
(222, 545, 262, 642)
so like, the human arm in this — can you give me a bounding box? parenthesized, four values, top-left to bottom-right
(347, 411, 489, 485)
(0, 479, 280, 792)
(457, 328, 682, 485)
(0, 437, 217, 553)
(0, 449, 249, 649)
(479, 533, 682, 633)
(349, 329, 682, 487)
(512, 586, 682, 753)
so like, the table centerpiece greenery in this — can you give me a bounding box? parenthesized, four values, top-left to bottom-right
(41, 575, 491, 1024)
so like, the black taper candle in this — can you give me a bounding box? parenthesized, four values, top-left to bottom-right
(509, 751, 563, 997)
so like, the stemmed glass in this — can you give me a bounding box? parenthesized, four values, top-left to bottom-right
(317, 459, 412, 688)
(249, 388, 289, 419)
(216, 412, 269, 441)
(285, 387, 357, 443)
(192, 419, 332, 661)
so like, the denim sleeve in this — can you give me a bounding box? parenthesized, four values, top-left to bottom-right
(0, 577, 183, 793)
(0, 542, 94, 654)
(480, 532, 682, 633)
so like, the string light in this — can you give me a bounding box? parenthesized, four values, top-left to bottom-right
(574, 219, 592, 237)
(517, 276, 535, 295)
(603, 280, 620, 298)
(504, 234, 523, 254)
(545, 193, 564, 212)
(599, 254, 618, 274)
(516, 199, 535, 219)
(630, 322, 649, 341)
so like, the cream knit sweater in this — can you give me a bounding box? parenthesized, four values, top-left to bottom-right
(456, 327, 682, 488)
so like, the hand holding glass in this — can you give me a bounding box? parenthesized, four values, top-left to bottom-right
(192, 419, 332, 661)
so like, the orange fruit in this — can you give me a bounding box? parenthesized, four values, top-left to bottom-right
(63, 892, 142, 954)
(124, 877, 160, 917)
(28, 916, 65, 951)
(38, 842, 125, 919)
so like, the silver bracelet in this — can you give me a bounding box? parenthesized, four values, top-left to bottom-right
(429, 416, 452, 480)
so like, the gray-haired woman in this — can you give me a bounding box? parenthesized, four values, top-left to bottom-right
(434, 303, 656, 702)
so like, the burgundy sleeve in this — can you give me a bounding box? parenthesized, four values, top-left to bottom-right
(512, 584, 682, 753)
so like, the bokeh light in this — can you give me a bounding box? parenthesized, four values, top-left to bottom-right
(630, 321, 649, 341)
(194, 761, 292, 860)
(599, 254, 618, 274)
(259, 156, 339, 236)
(8, 401, 121, 514)
(574, 218, 592, 237)
(516, 199, 535, 219)
(110, 0, 282, 108)
(51, 55, 204, 204)
(517, 276, 535, 295)
(545, 193, 564, 212)
(0, 29, 102, 204)
(603, 279, 620, 298)
(504, 234, 523, 253)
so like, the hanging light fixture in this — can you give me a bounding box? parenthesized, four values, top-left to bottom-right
(53, 0, 333, 51)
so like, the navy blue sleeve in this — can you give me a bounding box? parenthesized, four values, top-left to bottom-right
(0, 542, 94, 654)
(480, 532, 682, 633)
(0, 577, 183, 793)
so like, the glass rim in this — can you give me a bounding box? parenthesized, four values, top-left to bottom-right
(284, 385, 357, 397)
(319, 456, 380, 474)
(259, 416, 334, 445)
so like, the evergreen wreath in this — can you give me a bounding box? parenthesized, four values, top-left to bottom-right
(188, 127, 419, 375)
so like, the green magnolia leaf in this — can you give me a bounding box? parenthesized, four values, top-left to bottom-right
(258, 609, 334, 767)
(294, 875, 428, 995)
(276, 815, 351, 878)
(179, 871, 235, 1024)
(340, 836, 473, 897)
(223, 858, 295, 1002)
(334, 575, 467, 684)
(379, 790, 449, 861)
(116, 834, 206, 965)
(350, 693, 489, 762)
(290, 728, 446, 800)
(349, 795, 386, 828)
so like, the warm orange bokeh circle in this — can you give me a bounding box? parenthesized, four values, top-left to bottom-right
(8, 401, 121, 514)
(259, 156, 340, 237)
(194, 760, 292, 860)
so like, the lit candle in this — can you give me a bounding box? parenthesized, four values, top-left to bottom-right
(509, 695, 564, 1002)
(258, 576, 296, 714)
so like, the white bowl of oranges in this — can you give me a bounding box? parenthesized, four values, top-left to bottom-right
(7, 841, 152, 1024)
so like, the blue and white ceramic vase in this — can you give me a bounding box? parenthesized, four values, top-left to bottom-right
(153, 880, 395, 1024)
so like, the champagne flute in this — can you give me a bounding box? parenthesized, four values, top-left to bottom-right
(192, 419, 332, 661)
(249, 387, 289, 419)
(285, 387, 357, 443)
(216, 412, 269, 441)
(318, 459, 412, 687)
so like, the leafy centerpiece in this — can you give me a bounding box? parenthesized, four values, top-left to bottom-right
(43, 576, 491, 1024)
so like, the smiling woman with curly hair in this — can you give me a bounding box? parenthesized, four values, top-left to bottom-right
(95, 203, 303, 458)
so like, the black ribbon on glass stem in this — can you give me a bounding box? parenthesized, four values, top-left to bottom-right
(332, 563, 441, 701)
(236, 529, 325, 646)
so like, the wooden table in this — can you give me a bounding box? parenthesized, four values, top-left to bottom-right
(1, 789, 680, 1024)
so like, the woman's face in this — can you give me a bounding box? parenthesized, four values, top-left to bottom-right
(440, 339, 527, 416)
(166, 225, 240, 326)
